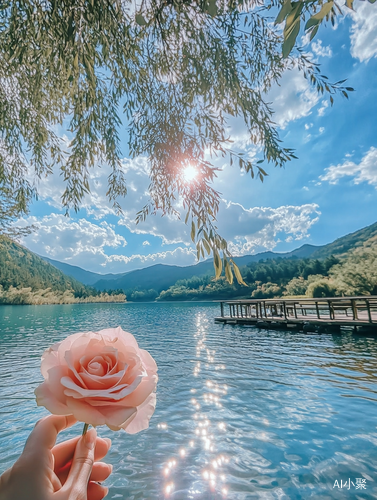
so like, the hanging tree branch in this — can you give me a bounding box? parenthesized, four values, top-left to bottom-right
(0, 0, 364, 279)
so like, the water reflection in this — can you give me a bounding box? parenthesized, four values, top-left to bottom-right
(2, 303, 377, 499)
(155, 312, 232, 497)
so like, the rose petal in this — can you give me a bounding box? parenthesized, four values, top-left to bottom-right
(123, 393, 157, 434)
(99, 405, 137, 430)
(140, 349, 158, 373)
(79, 368, 126, 390)
(61, 371, 145, 400)
(119, 374, 158, 407)
(42, 364, 71, 406)
(65, 349, 88, 389)
(35, 382, 71, 415)
(65, 398, 137, 429)
(40, 344, 61, 379)
(59, 332, 100, 362)
(98, 326, 138, 349)
(65, 398, 109, 427)
(87, 361, 106, 376)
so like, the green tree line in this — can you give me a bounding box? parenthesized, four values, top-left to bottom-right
(127, 237, 377, 301)
(0, 236, 125, 304)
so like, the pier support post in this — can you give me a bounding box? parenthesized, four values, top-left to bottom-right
(315, 302, 320, 319)
(366, 299, 372, 323)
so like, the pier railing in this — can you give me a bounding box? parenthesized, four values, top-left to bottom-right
(216, 296, 377, 328)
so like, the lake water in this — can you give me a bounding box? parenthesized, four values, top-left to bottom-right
(0, 302, 376, 499)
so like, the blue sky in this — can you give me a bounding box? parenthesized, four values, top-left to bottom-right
(20, 3, 377, 274)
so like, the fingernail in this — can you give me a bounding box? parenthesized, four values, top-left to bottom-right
(84, 427, 97, 450)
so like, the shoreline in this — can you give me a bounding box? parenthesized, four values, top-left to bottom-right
(0, 287, 126, 306)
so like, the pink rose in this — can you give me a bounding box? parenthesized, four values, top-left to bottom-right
(35, 326, 158, 433)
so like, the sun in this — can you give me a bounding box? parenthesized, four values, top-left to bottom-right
(183, 165, 198, 182)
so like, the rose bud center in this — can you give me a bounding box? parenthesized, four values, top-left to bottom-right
(87, 356, 107, 376)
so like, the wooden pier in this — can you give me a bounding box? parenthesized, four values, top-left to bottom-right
(215, 296, 377, 333)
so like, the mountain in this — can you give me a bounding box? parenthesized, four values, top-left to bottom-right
(41, 256, 126, 285)
(92, 244, 322, 293)
(37, 220, 376, 295)
(0, 236, 90, 294)
(39, 243, 321, 289)
(310, 221, 377, 260)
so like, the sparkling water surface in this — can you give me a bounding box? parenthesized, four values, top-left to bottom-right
(0, 302, 376, 499)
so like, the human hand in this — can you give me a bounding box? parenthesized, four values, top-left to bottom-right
(0, 415, 112, 500)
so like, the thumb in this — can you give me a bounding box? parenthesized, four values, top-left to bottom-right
(62, 427, 97, 498)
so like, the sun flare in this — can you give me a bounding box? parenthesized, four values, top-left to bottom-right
(183, 165, 198, 182)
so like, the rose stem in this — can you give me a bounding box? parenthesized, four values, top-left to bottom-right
(82, 423, 90, 436)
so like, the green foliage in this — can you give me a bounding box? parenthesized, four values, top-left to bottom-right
(153, 256, 339, 300)
(0, 285, 126, 305)
(157, 276, 248, 301)
(306, 278, 337, 298)
(0, 235, 125, 302)
(275, 0, 374, 58)
(128, 289, 159, 302)
(0, 0, 358, 283)
(251, 282, 283, 298)
(92, 227, 377, 300)
(311, 221, 377, 259)
(329, 236, 377, 295)
(0, 189, 35, 238)
(284, 276, 308, 296)
(152, 238, 377, 300)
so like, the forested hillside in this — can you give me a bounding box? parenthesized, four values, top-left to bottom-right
(2, 220, 376, 304)
(157, 236, 377, 301)
(41, 255, 125, 286)
(157, 255, 340, 301)
(91, 221, 375, 297)
(0, 236, 88, 293)
(91, 221, 376, 301)
(0, 236, 125, 304)
(311, 221, 377, 259)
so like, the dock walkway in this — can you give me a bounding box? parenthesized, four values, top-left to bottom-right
(215, 296, 377, 332)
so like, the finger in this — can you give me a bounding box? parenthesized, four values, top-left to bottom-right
(90, 463, 113, 483)
(87, 481, 109, 500)
(57, 460, 112, 486)
(23, 415, 77, 456)
(62, 428, 97, 495)
(53, 436, 111, 471)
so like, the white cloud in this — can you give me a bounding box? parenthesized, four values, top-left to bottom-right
(305, 123, 313, 130)
(266, 68, 320, 129)
(320, 147, 377, 187)
(317, 100, 328, 117)
(311, 40, 333, 58)
(319, 127, 325, 134)
(19, 214, 127, 271)
(202, 65, 321, 150)
(303, 134, 312, 143)
(19, 213, 196, 273)
(216, 201, 320, 255)
(350, 2, 377, 62)
(20, 150, 321, 273)
(19, 195, 321, 273)
(105, 247, 196, 272)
